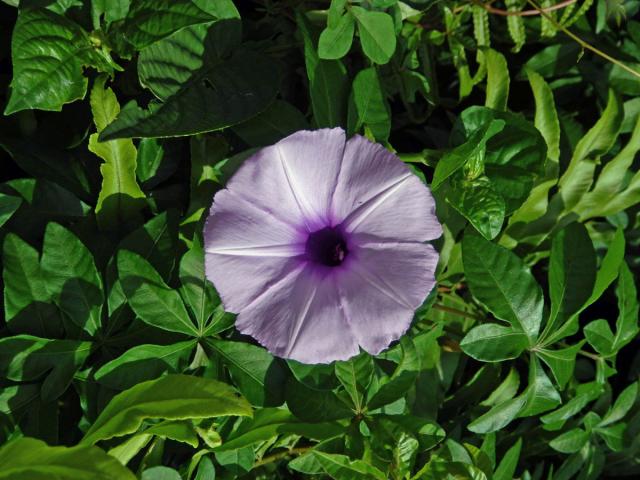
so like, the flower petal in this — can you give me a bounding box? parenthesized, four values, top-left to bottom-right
(339, 242, 439, 354)
(236, 266, 360, 364)
(204, 189, 305, 312)
(333, 135, 442, 241)
(274, 128, 347, 228)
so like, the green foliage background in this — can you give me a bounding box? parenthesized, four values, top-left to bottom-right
(0, 0, 639, 478)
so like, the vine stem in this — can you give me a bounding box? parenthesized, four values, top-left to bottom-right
(475, 0, 577, 16)
(525, 0, 640, 80)
(253, 446, 312, 468)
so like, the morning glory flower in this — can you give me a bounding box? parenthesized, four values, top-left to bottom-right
(204, 129, 442, 364)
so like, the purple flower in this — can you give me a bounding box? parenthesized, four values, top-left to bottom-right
(204, 129, 442, 364)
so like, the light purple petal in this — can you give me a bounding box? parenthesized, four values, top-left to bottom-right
(333, 135, 442, 241)
(338, 242, 439, 354)
(273, 128, 346, 228)
(235, 266, 360, 364)
(204, 189, 305, 312)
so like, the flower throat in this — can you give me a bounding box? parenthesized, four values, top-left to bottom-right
(305, 226, 348, 267)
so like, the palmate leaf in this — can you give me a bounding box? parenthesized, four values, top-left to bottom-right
(100, 20, 278, 140)
(117, 250, 198, 336)
(0, 334, 91, 401)
(206, 339, 288, 408)
(94, 340, 197, 390)
(3, 233, 62, 338)
(542, 222, 596, 340)
(0, 437, 136, 480)
(4, 8, 113, 115)
(81, 374, 251, 445)
(40, 223, 104, 336)
(334, 352, 374, 411)
(460, 323, 529, 362)
(462, 233, 543, 342)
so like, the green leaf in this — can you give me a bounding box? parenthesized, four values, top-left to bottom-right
(285, 376, 353, 422)
(179, 239, 222, 332)
(367, 337, 420, 410)
(298, 12, 349, 128)
(493, 438, 521, 480)
(536, 342, 582, 389)
(574, 112, 640, 219)
(0, 335, 91, 401)
(4, 9, 110, 114)
(335, 352, 374, 411)
(540, 382, 604, 424)
(447, 176, 506, 240)
(88, 76, 145, 230)
(469, 357, 560, 433)
(207, 339, 287, 407)
(527, 69, 560, 165)
(546, 228, 625, 346)
(550, 428, 590, 454)
(0, 193, 21, 228)
(136, 138, 174, 187)
(484, 49, 509, 111)
(545, 222, 596, 337)
(557, 90, 623, 211)
(218, 408, 344, 451)
(595, 423, 626, 451)
(432, 119, 505, 190)
(95, 341, 196, 390)
(289, 451, 386, 480)
(117, 250, 198, 336)
(119, 0, 214, 49)
(214, 447, 254, 476)
(521, 43, 581, 78)
(460, 323, 529, 362)
(518, 356, 561, 417)
(141, 466, 181, 480)
(0, 437, 136, 480)
(120, 209, 179, 281)
(40, 223, 104, 336)
(81, 374, 251, 445)
(232, 100, 310, 147)
(584, 319, 614, 356)
(462, 233, 544, 342)
(600, 382, 638, 427)
(348, 67, 390, 141)
(318, 12, 355, 60)
(610, 262, 639, 352)
(351, 7, 396, 64)
(3, 233, 62, 337)
(453, 107, 547, 213)
(468, 395, 526, 434)
(101, 22, 278, 139)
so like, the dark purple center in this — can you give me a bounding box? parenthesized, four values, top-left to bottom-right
(305, 226, 348, 267)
